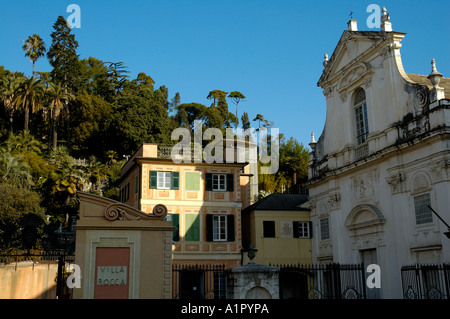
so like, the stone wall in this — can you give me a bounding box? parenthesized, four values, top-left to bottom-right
(0, 261, 58, 299)
(228, 264, 279, 299)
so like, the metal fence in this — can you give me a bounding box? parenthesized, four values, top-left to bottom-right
(275, 263, 366, 299)
(401, 264, 450, 299)
(172, 264, 227, 299)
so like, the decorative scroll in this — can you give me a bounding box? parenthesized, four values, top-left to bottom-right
(152, 204, 168, 218)
(105, 204, 141, 221)
(104, 203, 168, 221)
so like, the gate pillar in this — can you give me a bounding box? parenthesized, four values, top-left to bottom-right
(228, 264, 280, 299)
(73, 192, 174, 299)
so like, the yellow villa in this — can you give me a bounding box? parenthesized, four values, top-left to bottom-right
(119, 143, 258, 269)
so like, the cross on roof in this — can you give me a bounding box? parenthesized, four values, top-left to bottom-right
(349, 11, 353, 20)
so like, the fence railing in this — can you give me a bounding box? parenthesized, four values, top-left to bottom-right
(172, 264, 227, 299)
(401, 264, 450, 299)
(274, 263, 366, 299)
(354, 142, 369, 161)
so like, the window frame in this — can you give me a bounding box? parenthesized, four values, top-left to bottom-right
(354, 88, 369, 145)
(212, 215, 227, 241)
(413, 193, 433, 225)
(297, 221, 310, 238)
(263, 220, 276, 238)
(320, 217, 330, 241)
(157, 171, 172, 189)
(212, 173, 226, 191)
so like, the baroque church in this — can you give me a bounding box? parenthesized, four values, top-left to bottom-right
(305, 8, 450, 298)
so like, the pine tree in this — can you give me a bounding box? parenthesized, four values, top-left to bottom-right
(47, 16, 81, 93)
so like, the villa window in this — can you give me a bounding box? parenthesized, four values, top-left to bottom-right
(206, 214, 235, 242)
(149, 170, 179, 190)
(205, 173, 234, 192)
(294, 221, 312, 238)
(263, 221, 276, 238)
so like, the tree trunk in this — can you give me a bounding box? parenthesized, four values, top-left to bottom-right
(24, 105, 29, 131)
(52, 115, 58, 150)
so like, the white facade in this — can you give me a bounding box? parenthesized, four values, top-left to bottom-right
(305, 10, 450, 299)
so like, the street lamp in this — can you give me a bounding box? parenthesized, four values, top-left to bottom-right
(428, 205, 450, 239)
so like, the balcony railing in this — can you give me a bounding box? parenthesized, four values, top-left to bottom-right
(354, 143, 369, 161)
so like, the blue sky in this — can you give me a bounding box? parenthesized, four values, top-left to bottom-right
(1, 0, 449, 148)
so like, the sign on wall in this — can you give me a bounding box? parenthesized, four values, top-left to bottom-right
(94, 247, 130, 299)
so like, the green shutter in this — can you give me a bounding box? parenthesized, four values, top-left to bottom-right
(226, 174, 234, 192)
(185, 172, 200, 191)
(185, 214, 200, 241)
(293, 221, 299, 238)
(150, 170, 157, 189)
(172, 214, 180, 241)
(206, 214, 213, 241)
(205, 173, 213, 191)
(227, 215, 235, 242)
(172, 171, 179, 190)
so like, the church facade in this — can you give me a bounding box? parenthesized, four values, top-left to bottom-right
(305, 8, 450, 298)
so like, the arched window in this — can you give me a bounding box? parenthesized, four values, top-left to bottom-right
(354, 88, 369, 144)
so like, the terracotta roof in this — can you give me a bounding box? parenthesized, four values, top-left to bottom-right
(406, 73, 450, 99)
(242, 193, 309, 213)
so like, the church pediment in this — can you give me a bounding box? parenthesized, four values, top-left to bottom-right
(318, 30, 393, 89)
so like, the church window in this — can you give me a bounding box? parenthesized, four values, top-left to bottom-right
(413, 193, 433, 225)
(354, 88, 369, 145)
(320, 217, 330, 240)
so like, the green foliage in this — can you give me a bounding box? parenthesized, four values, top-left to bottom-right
(47, 16, 81, 93)
(70, 91, 113, 152)
(241, 112, 251, 130)
(257, 136, 309, 193)
(0, 183, 46, 251)
(0, 17, 312, 252)
(22, 34, 46, 76)
(102, 93, 171, 155)
(13, 76, 45, 131)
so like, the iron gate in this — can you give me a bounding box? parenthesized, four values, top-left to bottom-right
(172, 264, 227, 299)
(401, 264, 450, 299)
(276, 263, 366, 299)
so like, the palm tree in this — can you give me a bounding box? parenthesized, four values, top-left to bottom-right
(0, 151, 32, 188)
(0, 74, 23, 130)
(13, 76, 45, 131)
(84, 156, 109, 195)
(46, 82, 74, 149)
(3, 131, 42, 155)
(22, 34, 46, 76)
